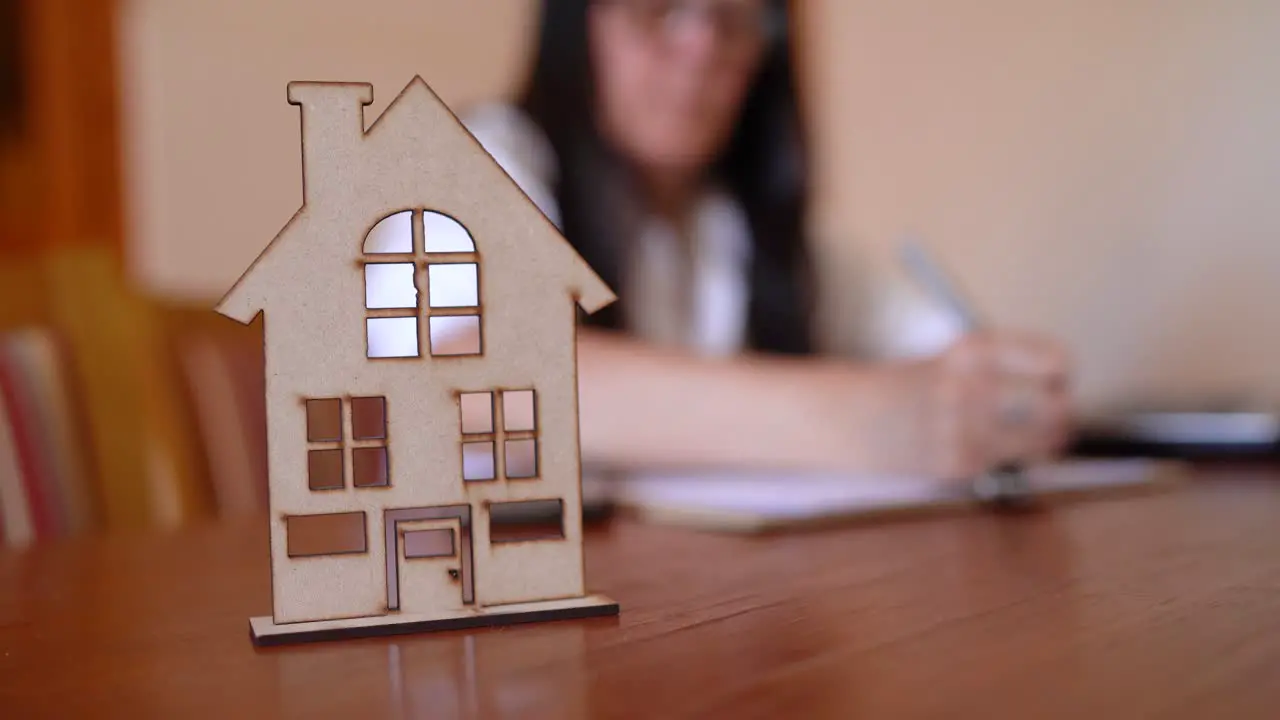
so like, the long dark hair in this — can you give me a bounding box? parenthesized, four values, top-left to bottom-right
(517, 0, 814, 354)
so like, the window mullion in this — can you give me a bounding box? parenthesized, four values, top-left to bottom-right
(426, 306, 479, 318)
(423, 252, 478, 264)
(411, 209, 425, 258)
(362, 254, 415, 264)
(414, 210, 428, 358)
(365, 308, 419, 319)
(341, 400, 353, 489)
(416, 263, 428, 357)
(494, 394, 507, 481)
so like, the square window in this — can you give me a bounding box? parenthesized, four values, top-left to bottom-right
(462, 441, 495, 481)
(306, 398, 342, 442)
(459, 392, 493, 434)
(427, 263, 479, 308)
(364, 263, 418, 309)
(367, 317, 420, 358)
(502, 390, 536, 432)
(353, 447, 390, 487)
(504, 439, 538, 479)
(351, 397, 387, 440)
(307, 449, 344, 490)
(429, 315, 481, 356)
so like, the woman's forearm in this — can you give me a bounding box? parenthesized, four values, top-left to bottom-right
(574, 329, 908, 473)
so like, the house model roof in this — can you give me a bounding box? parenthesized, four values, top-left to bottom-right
(216, 75, 614, 325)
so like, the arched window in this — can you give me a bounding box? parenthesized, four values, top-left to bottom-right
(362, 209, 482, 358)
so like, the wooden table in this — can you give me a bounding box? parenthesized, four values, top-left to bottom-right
(3, 464, 1280, 718)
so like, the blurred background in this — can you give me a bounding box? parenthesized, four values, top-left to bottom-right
(2, 0, 1279, 543)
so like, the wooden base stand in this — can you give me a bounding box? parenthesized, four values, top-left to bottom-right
(250, 594, 619, 646)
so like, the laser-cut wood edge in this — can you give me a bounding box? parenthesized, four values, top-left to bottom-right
(385, 505, 474, 609)
(249, 594, 619, 647)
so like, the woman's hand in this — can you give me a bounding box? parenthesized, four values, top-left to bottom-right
(575, 327, 1071, 478)
(894, 331, 1074, 480)
(816, 331, 1073, 480)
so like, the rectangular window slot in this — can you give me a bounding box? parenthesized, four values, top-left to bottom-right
(429, 315, 481, 356)
(489, 499, 564, 543)
(459, 392, 493, 434)
(286, 512, 367, 557)
(367, 317, 420, 358)
(403, 528, 456, 559)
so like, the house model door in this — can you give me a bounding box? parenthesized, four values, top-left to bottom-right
(385, 505, 474, 614)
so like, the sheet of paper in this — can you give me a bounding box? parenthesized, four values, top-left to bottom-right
(604, 459, 1174, 523)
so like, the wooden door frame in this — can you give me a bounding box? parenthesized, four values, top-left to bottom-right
(384, 504, 475, 611)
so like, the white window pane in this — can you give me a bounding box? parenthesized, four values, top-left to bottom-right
(504, 439, 537, 479)
(429, 315, 481, 356)
(364, 263, 417, 309)
(463, 442, 495, 481)
(428, 263, 478, 308)
(459, 392, 493, 434)
(364, 210, 413, 253)
(502, 390, 536, 431)
(423, 211, 476, 252)
(367, 317, 419, 358)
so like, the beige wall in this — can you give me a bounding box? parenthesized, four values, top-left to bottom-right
(119, 0, 1280, 414)
(116, 0, 538, 300)
(804, 0, 1280, 412)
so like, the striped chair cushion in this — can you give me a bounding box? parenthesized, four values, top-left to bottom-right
(0, 327, 95, 547)
(163, 309, 269, 519)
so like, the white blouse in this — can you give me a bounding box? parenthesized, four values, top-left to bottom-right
(463, 104, 753, 358)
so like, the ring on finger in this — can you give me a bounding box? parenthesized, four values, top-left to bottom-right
(997, 387, 1037, 427)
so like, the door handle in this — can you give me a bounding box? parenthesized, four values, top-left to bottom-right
(448, 568, 460, 580)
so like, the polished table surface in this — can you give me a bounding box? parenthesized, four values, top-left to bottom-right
(3, 464, 1280, 718)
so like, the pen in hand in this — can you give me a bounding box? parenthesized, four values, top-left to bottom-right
(898, 236, 1038, 511)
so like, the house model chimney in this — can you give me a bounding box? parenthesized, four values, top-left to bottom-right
(286, 81, 374, 204)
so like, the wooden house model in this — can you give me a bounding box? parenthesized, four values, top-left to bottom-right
(217, 76, 618, 644)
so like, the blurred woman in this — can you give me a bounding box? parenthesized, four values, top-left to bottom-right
(465, 0, 1072, 479)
